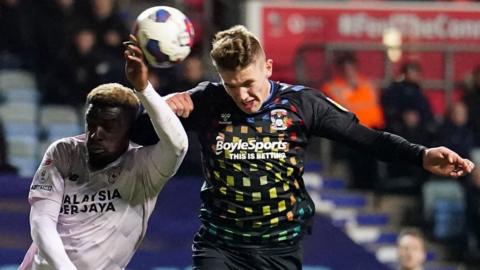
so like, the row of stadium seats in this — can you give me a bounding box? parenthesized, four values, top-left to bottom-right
(303, 164, 460, 270)
(0, 70, 83, 177)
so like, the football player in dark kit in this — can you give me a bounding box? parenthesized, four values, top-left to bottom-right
(130, 25, 475, 269)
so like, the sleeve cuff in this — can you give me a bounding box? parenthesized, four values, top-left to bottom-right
(134, 82, 157, 96)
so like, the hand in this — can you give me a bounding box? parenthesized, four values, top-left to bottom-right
(422, 146, 475, 178)
(164, 92, 194, 118)
(124, 34, 148, 91)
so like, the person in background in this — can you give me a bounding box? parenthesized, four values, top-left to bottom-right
(437, 102, 480, 263)
(466, 168, 480, 259)
(397, 227, 427, 270)
(380, 61, 436, 193)
(87, 0, 129, 54)
(437, 102, 474, 160)
(322, 52, 384, 189)
(0, 119, 18, 175)
(382, 61, 435, 137)
(462, 65, 480, 147)
(323, 52, 384, 130)
(0, 0, 34, 69)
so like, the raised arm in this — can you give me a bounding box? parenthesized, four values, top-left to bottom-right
(124, 35, 188, 183)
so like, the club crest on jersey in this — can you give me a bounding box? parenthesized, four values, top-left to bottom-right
(39, 170, 47, 183)
(270, 109, 288, 130)
(219, 113, 232, 124)
(108, 167, 121, 184)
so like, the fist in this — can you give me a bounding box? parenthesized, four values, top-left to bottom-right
(164, 92, 194, 118)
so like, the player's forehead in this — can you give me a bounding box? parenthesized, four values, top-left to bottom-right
(220, 59, 263, 86)
(85, 104, 128, 123)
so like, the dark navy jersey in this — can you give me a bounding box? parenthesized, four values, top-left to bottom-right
(132, 80, 426, 248)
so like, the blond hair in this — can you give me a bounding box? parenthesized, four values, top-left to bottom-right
(86, 83, 139, 120)
(210, 25, 264, 71)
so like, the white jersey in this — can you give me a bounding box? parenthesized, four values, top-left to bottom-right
(27, 84, 188, 270)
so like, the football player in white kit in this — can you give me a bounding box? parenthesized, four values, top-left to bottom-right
(19, 36, 188, 270)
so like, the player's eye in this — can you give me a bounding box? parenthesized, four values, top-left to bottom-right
(102, 124, 115, 132)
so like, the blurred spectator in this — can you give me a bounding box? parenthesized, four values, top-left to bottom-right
(322, 52, 384, 189)
(465, 168, 480, 259)
(382, 61, 435, 136)
(397, 227, 427, 270)
(323, 52, 384, 129)
(379, 61, 435, 193)
(85, 0, 129, 55)
(0, 0, 34, 69)
(42, 26, 101, 106)
(159, 55, 210, 96)
(433, 102, 476, 260)
(0, 119, 18, 175)
(176, 55, 209, 90)
(85, 0, 128, 85)
(437, 102, 474, 159)
(42, 22, 127, 106)
(31, 0, 83, 73)
(437, 102, 480, 260)
(462, 65, 480, 147)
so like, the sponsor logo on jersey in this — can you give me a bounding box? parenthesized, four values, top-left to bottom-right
(31, 185, 52, 191)
(270, 109, 288, 130)
(214, 135, 288, 160)
(219, 113, 232, 124)
(60, 188, 122, 215)
(108, 167, 121, 184)
(39, 170, 47, 183)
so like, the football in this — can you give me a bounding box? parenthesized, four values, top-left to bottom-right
(133, 6, 195, 68)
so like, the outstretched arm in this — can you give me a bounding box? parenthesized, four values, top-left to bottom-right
(303, 89, 475, 178)
(124, 36, 188, 184)
(422, 146, 475, 178)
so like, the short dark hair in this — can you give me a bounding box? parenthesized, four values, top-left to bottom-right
(400, 61, 421, 74)
(210, 25, 264, 71)
(334, 51, 357, 67)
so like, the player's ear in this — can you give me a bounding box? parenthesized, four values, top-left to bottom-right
(265, 59, 273, 78)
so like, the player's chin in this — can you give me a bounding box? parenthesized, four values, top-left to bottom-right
(240, 101, 260, 114)
(88, 153, 112, 168)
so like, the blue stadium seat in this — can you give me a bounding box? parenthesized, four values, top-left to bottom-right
(356, 213, 390, 226)
(320, 192, 368, 208)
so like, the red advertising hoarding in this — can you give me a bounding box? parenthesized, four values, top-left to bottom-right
(246, 1, 480, 80)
